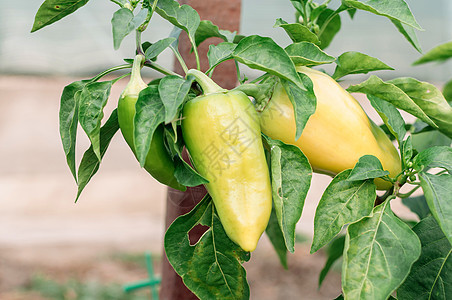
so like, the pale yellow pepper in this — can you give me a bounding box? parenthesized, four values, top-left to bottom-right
(259, 67, 401, 189)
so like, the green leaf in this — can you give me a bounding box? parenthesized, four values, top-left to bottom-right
(155, 0, 200, 42)
(413, 41, 452, 65)
(194, 20, 237, 47)
(347, 75, 437, 128)
(111, 8, 148, 50)
(265, 205, 288, 269)
(280, 74, 316, 140)
(420, 172, 452, 245)
(311, 169, 376, 253)
(158, 75, 194, 124)
(347, 155, 390, 181)
(342, 201, 421, 300)
(388, 77, 452, 139)
(134, 86, 165, 167)
(31, 0, 90, 32)
(332, 51, 394, 80)
(413, 146, 452, 173)
(401, 195, 430, 220)
(368, 95, 406, 145)
(412, 130, 451, 153)
(76, 109, 120, 201)
(397, 216, 452, 300)
(78, 81, 112, 161)
(318, 235, 345, 288)
(265, 136, 312, 253)
(391, 19, 422, 53)
(443, 79, 452, 103)
(285, 42, 335, 66)
(164, 195, 250, 300)
(317, 8, 341, 49)
(59, 80, 88, 181)
(207, 43, 236, 71)
(273, 18, 320, 45)
(232, 35, 304, 89)
(144, 37, 176, 60)
(343, 0, 422, 30)
(173, 156, 209, 187)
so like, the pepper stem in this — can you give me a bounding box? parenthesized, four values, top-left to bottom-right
(130, 54, 145, 82)
(186, 69, 226, 95)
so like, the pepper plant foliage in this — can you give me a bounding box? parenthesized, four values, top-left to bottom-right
(32, 0, 452, 299)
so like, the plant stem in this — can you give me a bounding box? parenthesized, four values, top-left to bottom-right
(188, 36, 201, 70)
(90, 64, 132, 82)
(138, 0, 159, 32)
(375, 186, 394, 206)
(143, 61, 181, 77)
(171, 47, 189, 75)
(110, 0, 125, 8)
(112, 72, 132, 84)
(136, 30, 144, 55)
(186, 69, 226, 94)
(397, 185, 421, 198)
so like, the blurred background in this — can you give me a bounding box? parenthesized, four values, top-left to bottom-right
(0, 0, 451, 299)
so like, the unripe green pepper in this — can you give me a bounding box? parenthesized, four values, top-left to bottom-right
(182, 69, 272, 252)
(259, 66, 401, 190)
(118, 55, 185, 191)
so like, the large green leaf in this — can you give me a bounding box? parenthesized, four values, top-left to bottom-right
(317, 8, 341, 49)
(368, 95, 406, 145)
(144, 37, 176, 60)
(78, 81, 112, 161)
(76, 109, 119, 201)
(111, 8, 148, 50)
(347, 155, 390, 181)
(273, 18, 320, 45)
(31, 0, 90, 32)
(265, 136, 312, 253)
(194, 20, 236, 47)
(342, 201, 421, 300)
(388, 77, 452, 139)
(420, 172, 452, 245)
(280, 73, 316, 140)
(332, 51, 394, 80)
(158, 75, 194, 124)
(397, 216, 452, 300)
(343, 0, 422, 30)
(155, 0, 200, 43)
(347, 76, 437, 128)
(311, 169, 376, 253)
(285, 42, 335, 66)
(164, 195, 250, 300)
(401, 195, 430, 220)
(134, 86, 165, 166)
(413, 146, 452, 174)
(59, 80, 88, 181)
(391, 19, 422, 53)
(232, 35, 304, 89)
(207, 43, 236, 71)
(413, 41, 452, 65)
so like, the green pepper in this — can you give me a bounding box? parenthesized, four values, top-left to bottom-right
(118, 54, 185, 191)
(182, 69, 272, 252)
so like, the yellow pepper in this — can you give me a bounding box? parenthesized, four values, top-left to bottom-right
(182, 69, 272, 251)
(259, 67, 401, 189)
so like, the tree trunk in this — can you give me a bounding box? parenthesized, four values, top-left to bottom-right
(159, 1, 242, 299)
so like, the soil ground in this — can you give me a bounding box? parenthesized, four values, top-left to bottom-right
(0, 76, 417, 299)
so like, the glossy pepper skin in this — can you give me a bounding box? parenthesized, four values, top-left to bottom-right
(182, 70, 272, 252)
(259, 66, 401, 190)
(118, 55, 185, 191)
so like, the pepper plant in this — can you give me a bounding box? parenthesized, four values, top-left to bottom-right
(32, 0, 451, 299)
